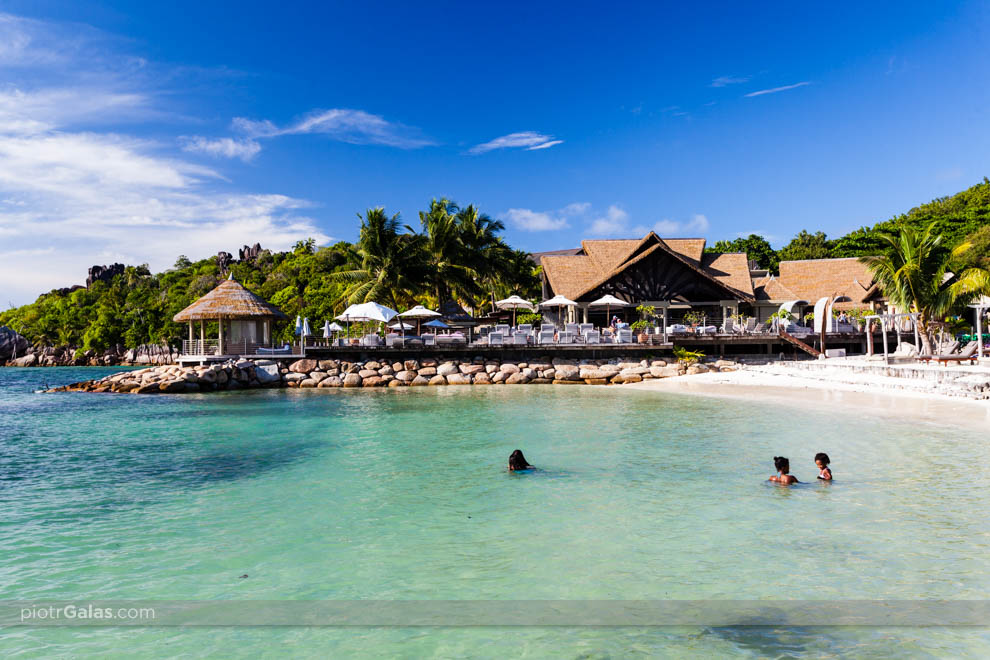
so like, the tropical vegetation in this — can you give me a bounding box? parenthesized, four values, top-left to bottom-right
(1, 199, 541, 351)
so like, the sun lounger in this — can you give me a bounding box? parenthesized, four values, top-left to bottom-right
(488, 332, 504, 346)
(517, 323, 533, 334)
(918, 341, 978, 365)
(510, 332, 528, 345)
(495, 324, 510, 335)
(361, 334, 382, 347)
(423, 334, 436, 346)
(669, 324, 688, 335)
(584, 329, 601, 344)
(616, 328, 632, 343)
(538, 328, 555, 344)
(256, 343, 291, 354)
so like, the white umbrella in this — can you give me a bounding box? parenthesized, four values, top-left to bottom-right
(293, 315, 303, 335)
(336, 301, 399, 338)
(389, 322, 415, 330)
(300, 317, 312, 337)
(588, 294, 629, 326)
(398, 304, 440, 334)
(321, 320, 332, 338)
(539, 294, 577, 328)
(495, 295, 536, 326)
(328, 322, 344, 332)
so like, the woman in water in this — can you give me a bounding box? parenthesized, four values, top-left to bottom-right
(508, 450, 534, 471)
(815, 452, 833, 480)
(768, 456, 799, 485)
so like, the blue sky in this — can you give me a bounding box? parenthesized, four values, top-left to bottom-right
(1, 1, 988, 304)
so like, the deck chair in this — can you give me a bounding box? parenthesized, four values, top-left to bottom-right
(495, 324, 510, 335)
(616, 328, 633, 343)
(919, 341, 979, 365)
(541, 323, 557, 333)
(585, 329, 601, 344)
(510, 332, 528, 345)
(517, 323, 533, 335)
(488, 332, 504, 346)
(423, 334, 436, 346)
(721, 318, 736, 334)
(538, 328, 555, 344)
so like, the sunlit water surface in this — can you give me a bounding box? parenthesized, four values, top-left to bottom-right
(1, 367, 988, 658)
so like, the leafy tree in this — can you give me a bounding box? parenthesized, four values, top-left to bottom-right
(952, 224, 990, 271)
(706, 234, 779, 273)
(859, 222, 990, 354)
(778, 230, 833, 262)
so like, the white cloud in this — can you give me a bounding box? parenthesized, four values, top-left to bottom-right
(232, 108, 434, 149)
(500, 202, 589, 232)
(469, 131, 562, 154)
(711, 75, 750, 87)
(744, 81, 810, 97)
(588, 205, 630, 236)
(181, 136, 261, 161)
(0, 13, 331, 306)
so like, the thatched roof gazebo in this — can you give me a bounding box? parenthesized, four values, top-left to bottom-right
(173, 274, 287, 356)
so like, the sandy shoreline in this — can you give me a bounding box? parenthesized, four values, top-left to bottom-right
(622, 368, 990, 428)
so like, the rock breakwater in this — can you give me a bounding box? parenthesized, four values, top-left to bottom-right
(48, 356, 741, 394)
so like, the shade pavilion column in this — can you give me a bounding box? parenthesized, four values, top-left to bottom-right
(218, 315, 224, 355)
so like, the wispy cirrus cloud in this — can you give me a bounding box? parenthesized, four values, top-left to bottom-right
(500, 202, 588, 232)
(231, 108, 435, 149)
(744, 81, 810, 97)
(180, 136, 261, 161)
(710, 75, 750, 87)
(585, 206, 710, 238)
(469, 131, 562, 155)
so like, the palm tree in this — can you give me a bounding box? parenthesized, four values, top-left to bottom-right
(859, 222, 990, 354)
(332, 208, 427, 312)
(419, 199, 483, 308)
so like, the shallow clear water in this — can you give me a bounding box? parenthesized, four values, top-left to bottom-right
(1, 367, 989, 657)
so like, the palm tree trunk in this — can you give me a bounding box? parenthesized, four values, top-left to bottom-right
(916, 312, 935, 355)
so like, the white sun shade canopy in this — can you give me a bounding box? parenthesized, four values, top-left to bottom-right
(588, 294, 630, 307)
(336, 302, 398, 323)
(398, 304, 441, 318)
(539, 294, 578, 308)
(495, 295, 536, 311)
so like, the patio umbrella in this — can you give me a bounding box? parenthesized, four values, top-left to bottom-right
(539, 294, 577, 328)
(588, 294, 629, 327)
(389, 322, 415, 330)
(321, 320, 332, 338)
(336, 301, 399, 339)
(293, 315, 303, 335)
(424, 319, 449, 334)
(495, 295, 535, 326)
(300, 317, 312, 336)
(398, 304, 440, 334)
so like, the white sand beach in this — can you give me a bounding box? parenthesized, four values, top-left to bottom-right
(623, 364, 990, 428)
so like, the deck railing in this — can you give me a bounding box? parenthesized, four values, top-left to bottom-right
(180, 339, 304, 356)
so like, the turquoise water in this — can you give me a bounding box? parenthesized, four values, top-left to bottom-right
(1, 367, 989, 657)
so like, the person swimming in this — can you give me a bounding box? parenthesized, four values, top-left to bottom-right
(508, 449, 534, 471)
(815, 452, 832, 481)
(768, 456, 799, 485)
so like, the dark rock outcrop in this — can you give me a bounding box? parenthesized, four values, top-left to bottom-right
(86, 263, 125, 288)
(0, 326, 30, 361)
(239, 243, 263, 261)
(217, 252, 234, 272)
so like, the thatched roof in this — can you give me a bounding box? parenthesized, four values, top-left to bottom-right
(777, 257, 876, 306)
(173, 278, 287, 322)
(753, 274, 799, 302)
(540, 233, 755, 302)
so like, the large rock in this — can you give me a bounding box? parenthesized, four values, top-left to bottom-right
(552, 379, 584, 385)
(318, 376, 342, 387)
(299, 379, 318, 388)
(584, 378, 609, 385)
(499, 363, 520, 374)
(437, 362, 459, 377)
(318, 359, 339, 371)
(418, 367, 437, 377)
(473, 372, 491, 384)
(11, 353, 37, 367)
(343, 373, 363, 387)
(395, 370, 418, 382)
(0, 326, 30, 362)
(554, 364, 581, 380)
(404, 359, 419, 371)
(410, 375, 430, 386)
(358, 369, 380, 379)
(620, 366, 649, 376)
(362, 376, 384, 387)
(283, 372, 306, 383)
(254, 364, 281, 384)
(429, 375, 447, 386)
(459, 364, 485, 375)
(289, 359, 318, 374)
(309, 371, 328, 383)
(446, 373, 473, 385)
(505, 372, 530, 384)
(491, 371, 507, 384)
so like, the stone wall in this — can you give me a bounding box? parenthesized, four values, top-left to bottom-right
(49, 356, 741, 394)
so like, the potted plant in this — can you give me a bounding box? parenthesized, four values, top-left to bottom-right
(630, 319, 650, 343)
(683, 310, 705, 332)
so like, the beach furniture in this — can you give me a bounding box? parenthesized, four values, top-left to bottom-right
(616, 328, 632, 343)
(509, 333, 528, 345)
(495, 324, 511, 335)
(585, 329, 601, 344)
(423, 334, 436, 346)
(541, 322, 557, 333)
(578, 323, 594, 335)
(517, 323, 533, 335)
(558, 331, 575, 344)
(489, 332, 504, 346)
(721, 318, 736, 334)
(669, 324, 688, 335)
(917, 341, 978, 365)
(744, 317, 757, 333)
(538, 328, 555, 344)
(361, 334, 382, 347)
(257, 343, 291, 354)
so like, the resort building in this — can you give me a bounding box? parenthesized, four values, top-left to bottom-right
(537, 233, 882, 326)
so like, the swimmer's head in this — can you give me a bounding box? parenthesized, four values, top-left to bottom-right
(508, 450, 531, 471)
(815, 452, 830, 468)
(773, 456, 790, 474)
